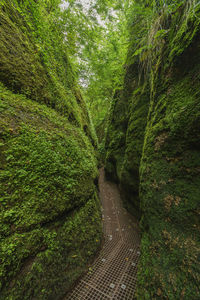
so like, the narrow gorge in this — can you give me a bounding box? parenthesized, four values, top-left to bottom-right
(0, 0, 199, 299)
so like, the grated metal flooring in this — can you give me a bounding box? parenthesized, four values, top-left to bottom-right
(64, 168, 140, 300)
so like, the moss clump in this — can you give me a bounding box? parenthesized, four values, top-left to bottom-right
(0, 196, 101, 300)
(0, 84, 101, 299)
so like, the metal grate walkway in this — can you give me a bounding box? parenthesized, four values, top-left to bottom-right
(64, 168, 140, 300)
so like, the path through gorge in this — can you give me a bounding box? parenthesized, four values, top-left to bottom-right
(65, 168, 140, 300)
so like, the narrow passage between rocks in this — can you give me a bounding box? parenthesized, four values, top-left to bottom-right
(65, 168, 140, 300)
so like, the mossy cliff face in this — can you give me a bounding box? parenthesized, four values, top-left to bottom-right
(105, 61, 149, 217)
(138, 24, 200, 300)
(105, 89, 127, 182)
(0, 1, 101, 299)
(106, 2, 200, 298)
(0, 0, 95, 142)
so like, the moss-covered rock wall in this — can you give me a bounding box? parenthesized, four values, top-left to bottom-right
(105, 60, 149, 218)
(105, 1, 200, 298)
(0, 1, 101, 299)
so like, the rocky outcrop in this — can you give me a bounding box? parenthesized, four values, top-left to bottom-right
(0, 1, 101, 299)
(105, 2, 200, 298)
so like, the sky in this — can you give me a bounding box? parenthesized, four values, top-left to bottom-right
(60, 0, 117, 26)
(60, 1, 69, 9)
(60, 0, 94, 11)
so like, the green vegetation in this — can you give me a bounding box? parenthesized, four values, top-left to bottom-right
(63, 0, 130, 139)
(0, 0, 101, 298)
(1, 0, 200, 298)
(105, 0, 200, 298)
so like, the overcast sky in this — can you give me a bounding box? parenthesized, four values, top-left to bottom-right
(60, 0, 93, 11)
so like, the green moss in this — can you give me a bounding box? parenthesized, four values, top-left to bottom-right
(137, 63, 200, 298)
(105, 89, 127, 182)
(0, 1, 100, 298)
(0, 0, 95, 141)
(0, 195, 102, 300)
(137, 13, 200, 298)
(119, 85, 149, 218)
(106, 2, 200, 299)
(105, 60, 149, 219)
(0, 83, 101, 298)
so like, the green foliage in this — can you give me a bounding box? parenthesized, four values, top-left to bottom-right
(62, 0, 130, 134)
